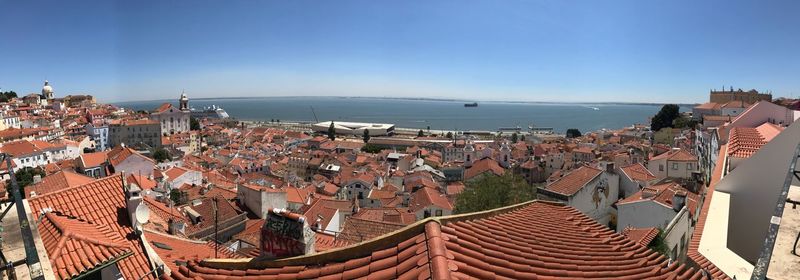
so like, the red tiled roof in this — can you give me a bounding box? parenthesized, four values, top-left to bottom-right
(28, 170, 95, 198)
(78, 151, 109, 168)
(727, 122, 783, 159)
(164, 166, 190, 180)
(108, 146, 154, 166)
(28, 175, 154, 280)
(337, 217, 405, 244)
(545, 165, 603, 196)
(155, 103, 173, 113)
(0, 140, 41, 157)
(352, 207, 417, 225)
(622, 226, 660, 247)
(650, 149, 697, 162)
(167, 200, 703, 279)
(285, 186, 311, 204)
(127, 174, 157, 190)
(463, 158, 505, 180)
(694, 102, 721, 110)
(38, 212, 131, 280)
(409, 187, 453, 212)
(144, 230, 237, 274)
(619, 163, 657, 182)
(618, 182, 699, 218)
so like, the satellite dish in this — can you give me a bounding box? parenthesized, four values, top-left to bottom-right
(135, 203, 150, 225)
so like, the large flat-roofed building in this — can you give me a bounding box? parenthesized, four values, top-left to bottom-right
(312, 121, 395, 136)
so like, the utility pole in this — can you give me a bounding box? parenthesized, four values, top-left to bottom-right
(213, 197, 219, 258)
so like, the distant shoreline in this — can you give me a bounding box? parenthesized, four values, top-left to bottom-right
(113, 95, 698, 107)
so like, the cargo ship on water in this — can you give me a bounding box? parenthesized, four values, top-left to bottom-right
(464, 102, 478, 107)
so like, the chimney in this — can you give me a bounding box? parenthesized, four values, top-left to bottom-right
(33, 175, 42, 184)
(605, 162, 615, 173)
(642, 187, 658, 199)
(313, 215, 323, 232)
(168, 218, 186, 235)
(261, 209, 314, 259)
(125, 182, 143, 227)
(673, 189, 687, 212)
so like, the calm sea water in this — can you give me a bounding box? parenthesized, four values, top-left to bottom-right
(115, 97, 690, 133)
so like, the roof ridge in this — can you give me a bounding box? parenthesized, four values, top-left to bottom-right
(46, 212, 129, 260)
(423, 221, 451, 279)
(29, 173, 123, 202)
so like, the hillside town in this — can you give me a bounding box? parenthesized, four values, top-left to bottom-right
(0, 81, 798, 280)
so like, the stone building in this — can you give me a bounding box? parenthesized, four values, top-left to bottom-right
(109, 119, 162, 149)
(709, 87, 772, 104)
(150, 92, 191, 134)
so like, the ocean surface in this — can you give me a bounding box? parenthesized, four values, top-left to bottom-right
(115, 97, 691, 133)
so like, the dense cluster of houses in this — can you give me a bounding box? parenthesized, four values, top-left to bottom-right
(1, 81, 799, 279)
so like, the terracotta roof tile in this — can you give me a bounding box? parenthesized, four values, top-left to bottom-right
(144, 230, 237, 274)
(650, 149, 697, 162)
(78, 151, 109, 168)
(618, 182, 699, 217)
(727, 122, 783, 159)
(409, 187, 453, 212)
(622, 226, 660, 247)
(168, 200, 704, 279)
(352, 207, 417, 225)
(619, 163, 657, 182)
(28, 175, 154, 280)
(464, 158, 505, 180)
(338, 217, 405, 244)
(546, 165, 603, 196)
(28, 170, 95, 198)
(38, 212, 131, 280)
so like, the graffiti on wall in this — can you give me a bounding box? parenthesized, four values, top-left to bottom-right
(261, 211, 306, 258)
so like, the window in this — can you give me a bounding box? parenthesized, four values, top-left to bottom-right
(659, 164, 664, 172)
(423, 209, 431, 218)
(687, 163, 693, 170)
(435, 209, 443, 216)
(672, 163, 679, 170)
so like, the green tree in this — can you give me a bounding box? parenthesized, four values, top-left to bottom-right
(360, 144, 382, 153)
(454, 172, 536, 214)
(511, 132, 519, 143)
(566, 128, 582, 138)
(446, 131, 453, 139)
(170, 188, 187, 206)
(651, 104, 681, 131)
(328, 122, 336, 141)
(190, 116, 200, 131)
(153, 148, 170, 163)
(417, 130, 424, 137)
(12, 167, 46, 191)
(672, 116, 698, 129)
(520, 135, 526, 142)
(362, 129, 370, 143)
(648, 230, 671, 257)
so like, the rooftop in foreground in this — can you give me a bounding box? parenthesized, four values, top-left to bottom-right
(165, 200, 704, 279)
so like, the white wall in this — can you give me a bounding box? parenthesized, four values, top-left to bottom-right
(567, 172, 619, 225)
(237, 187, 288, 219)
(617, 200, 676, 232)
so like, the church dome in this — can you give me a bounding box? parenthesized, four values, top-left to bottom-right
(42, 80, 53, 95)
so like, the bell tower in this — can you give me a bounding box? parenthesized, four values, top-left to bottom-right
(179, 91, 189, 112)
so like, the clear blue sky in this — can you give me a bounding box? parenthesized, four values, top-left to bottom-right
(1, 1, 798, 103)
